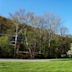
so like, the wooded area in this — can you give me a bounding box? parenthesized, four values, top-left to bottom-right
(0, 9, 72, 59)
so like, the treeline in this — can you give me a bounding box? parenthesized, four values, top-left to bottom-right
(0, 9, 72, 59)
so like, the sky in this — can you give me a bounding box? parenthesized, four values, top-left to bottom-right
(0, 0, 72, 34)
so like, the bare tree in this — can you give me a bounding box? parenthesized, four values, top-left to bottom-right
(44, 13, 61, 47)
(10, 10, 37, 58)
(9, 9, 26, 57)
(60, 27, 68, 37)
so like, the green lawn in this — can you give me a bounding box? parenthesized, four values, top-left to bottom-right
(0, 60, 72, 72)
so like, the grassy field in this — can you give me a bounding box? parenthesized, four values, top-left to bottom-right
(0, 60, 72, 72)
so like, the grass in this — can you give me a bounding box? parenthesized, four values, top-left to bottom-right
(0, 60, 72, 72)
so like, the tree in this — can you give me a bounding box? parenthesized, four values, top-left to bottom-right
(0, 35, 13, 57)
(8, 9, 70, 59)
(9, 11, 24, 57)
(60, 27, 68, 37)
(44, 13, 61, 47)
(9, 10, 36, 58)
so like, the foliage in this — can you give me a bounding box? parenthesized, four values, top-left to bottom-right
(0, 36, 14, 58)
(0, 9, 72, 58)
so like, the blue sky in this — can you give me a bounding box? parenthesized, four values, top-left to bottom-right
(0, 0, 72, 34)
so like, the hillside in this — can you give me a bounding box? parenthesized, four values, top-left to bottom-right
(0, 16, 13, 27)
(0, 16, 72, 59)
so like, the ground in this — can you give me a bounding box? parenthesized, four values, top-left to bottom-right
(0, 59, 72, 72)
